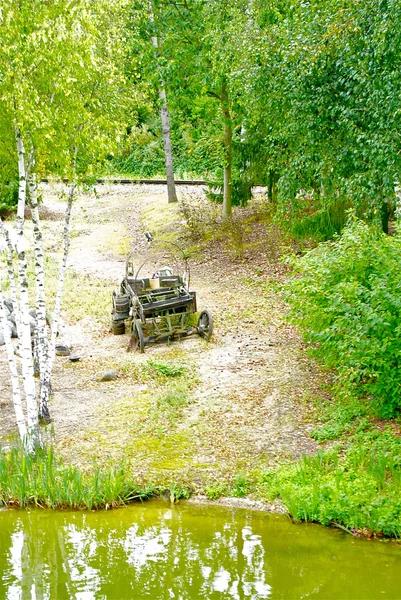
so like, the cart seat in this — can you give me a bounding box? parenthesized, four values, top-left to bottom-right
(124, 275, 184, 295)
(141, 294, 194, 317)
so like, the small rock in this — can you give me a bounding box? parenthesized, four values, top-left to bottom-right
(100, 370, 118, 382)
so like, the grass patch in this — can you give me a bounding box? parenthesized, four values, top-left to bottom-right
(61, 271, 111, 324)
(0, 445, 154, 510)
(258, 429, 401, 537)
(157, 383, 191, 409)
(141, 198, 180, 241)
(311, 395, 369, 442)
(116, 358, 192, 386)
(99, 231, 131, 258)
(148, 359, 187, 378)
(60, 373, 198, 480)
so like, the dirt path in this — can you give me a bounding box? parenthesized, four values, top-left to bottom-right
(0, 184, 320, 489)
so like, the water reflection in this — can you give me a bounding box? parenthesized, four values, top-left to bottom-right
(0, 501, 400, 599)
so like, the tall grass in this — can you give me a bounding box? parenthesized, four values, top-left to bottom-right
(0, 446, 154, 510)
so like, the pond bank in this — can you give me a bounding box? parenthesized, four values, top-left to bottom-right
(1, 183, 400, 539)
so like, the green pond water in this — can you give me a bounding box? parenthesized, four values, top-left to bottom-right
(1, 500, 401, 600)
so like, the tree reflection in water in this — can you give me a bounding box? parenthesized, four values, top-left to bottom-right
(0, 504, 270, 599)
(1, 501, 401, 599)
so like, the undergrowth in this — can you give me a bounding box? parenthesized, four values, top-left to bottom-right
(259, 429, 401, 538)
(260, 218, 401, 538)
(286, 217, 401, 418)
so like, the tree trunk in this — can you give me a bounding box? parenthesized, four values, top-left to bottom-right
(159, 88, 178, 203)
(0, 219, 20, 334)
(15, 130, 41, 452)
(28, 172, 50, 423)
(42, 183, 75, 403)
(381, 199, 389, 234)
(149, 2, 177, 204)
(221, 82, 232, 218)
(268, 171, 278, 207)
(0, 292, 27, 444)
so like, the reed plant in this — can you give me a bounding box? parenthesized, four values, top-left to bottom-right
(0, 445, 154, 510)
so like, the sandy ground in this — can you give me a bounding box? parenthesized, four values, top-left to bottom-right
(0, 183, 323, 487)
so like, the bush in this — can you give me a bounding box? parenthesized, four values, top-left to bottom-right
(0, 180, 18, 216)
(286, 217, 401, 418)
(260, 431, 401, 537)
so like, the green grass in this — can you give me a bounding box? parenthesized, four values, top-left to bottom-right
(114, 358, 192, 386)
(0, 445, 154, 510)
(310, 394, 369, 442)
(258, 429, 401, 537)
(255, 362, 401, 538)
(148, 359, 187, 378)
(141, 199, 180, 242)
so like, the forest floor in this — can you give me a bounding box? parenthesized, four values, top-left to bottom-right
(0, 183, 327, 496)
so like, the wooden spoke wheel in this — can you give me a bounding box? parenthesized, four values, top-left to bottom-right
(129, 319, 145, 353)
(197, 310, 213, 341)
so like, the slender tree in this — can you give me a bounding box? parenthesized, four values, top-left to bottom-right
(149, 1, 178, 203)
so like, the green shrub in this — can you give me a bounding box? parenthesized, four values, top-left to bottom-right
(231, 474, 249, 497)
(205, 482, 227, 500)
(286, 217, 401, 418)
(0, 180, 18, 216)
(260, 431, 401, 537)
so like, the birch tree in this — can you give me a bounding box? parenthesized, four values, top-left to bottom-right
(0, 0, 130, 449)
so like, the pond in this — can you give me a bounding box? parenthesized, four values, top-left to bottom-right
(1, 500, 400, 599)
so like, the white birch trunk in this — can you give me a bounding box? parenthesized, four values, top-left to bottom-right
(0, 218, 20, 327)
(42, 183, 75, 399)
(149, 3, 177, 204)
(0, 291, 27, 444)
(28, 172, 50, 423)
(15, 130, 41, 451)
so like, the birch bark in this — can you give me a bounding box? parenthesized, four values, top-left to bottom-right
(28, 172, 50, 422)
(42, 183, 75, 401)
(0, 219, 20, 328)
(0, 292, 27, 443)
(15, 130, 41, 451)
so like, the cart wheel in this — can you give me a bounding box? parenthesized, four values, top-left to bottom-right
(129, 320, 145, 353)
(197, 310, 213, 341)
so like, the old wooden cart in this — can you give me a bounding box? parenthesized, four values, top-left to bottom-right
(110, 234, 213, 352)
